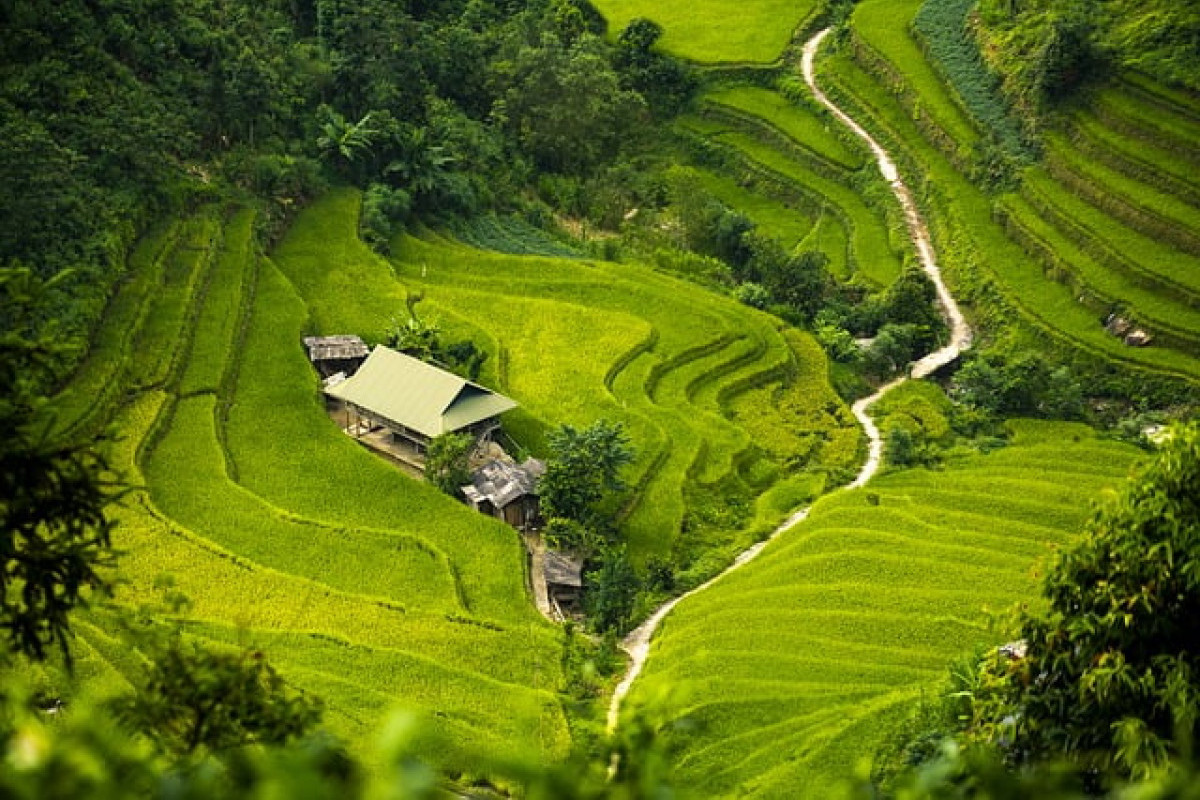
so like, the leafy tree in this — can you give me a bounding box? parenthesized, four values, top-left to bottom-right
(117, 630, 323, 758)
(425, 433, 475, 497)
(543, 517, 604, 559)
(539, 420, 635, 529)
(969, 424, 1200, 783)
(0, 268, 116, 665)
(360, 182, 412, 252)
(584, 546, 641, 634)
(494, 33, 646, 175)
(615, 17, 697, 116)
(862, 323, 925, 379)
(762, 249, 830, 321)
(733, 281, 771, 310)
(316, 107, 380, 171)
(881, 267, 946, 346)
(386, 309, 442, 362)
(953, 349, 1085, 419)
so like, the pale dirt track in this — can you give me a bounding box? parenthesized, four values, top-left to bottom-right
(605, 27, 972, 733)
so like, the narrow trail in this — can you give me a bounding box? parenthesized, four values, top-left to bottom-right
(604, 27, 972, 733)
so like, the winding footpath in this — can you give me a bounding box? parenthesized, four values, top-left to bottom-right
(605, 27, 973, 733)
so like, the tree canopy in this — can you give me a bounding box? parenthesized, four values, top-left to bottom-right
(970, 424, 1200, 783)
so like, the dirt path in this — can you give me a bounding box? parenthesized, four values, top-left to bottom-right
(605, 27, 972, 733)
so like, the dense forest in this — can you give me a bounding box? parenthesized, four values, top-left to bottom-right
(1, 0, 695, 385)
(2, 0, 1200, 796)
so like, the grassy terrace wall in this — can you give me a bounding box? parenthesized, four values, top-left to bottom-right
(51, 205, 572, 777)
(626, 420, 1144, 797)
(678, 83, 904, 288)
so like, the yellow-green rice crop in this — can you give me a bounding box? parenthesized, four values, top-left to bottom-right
(590, 0, 820, 65)
(625, 422, 1143, 797)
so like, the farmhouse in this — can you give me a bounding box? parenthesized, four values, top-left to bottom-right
(324, 345, 517, 455)
(461, 457, 546, 529)
(303, 334, 370, 377)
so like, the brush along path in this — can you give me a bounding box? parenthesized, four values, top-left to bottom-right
(606, 26, 972, 734)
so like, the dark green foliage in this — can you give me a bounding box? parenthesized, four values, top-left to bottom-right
(584, 546, 641, 634)
(494, 33, 646, 175)
(0, 269, 115, 665)
(544, 517, 605, 560)
(424, 433, 475, 498)
(386, 311, 443, 362)
(970, 425, 1200, 782)
(539, 420, 635, 529)
(359, 183, 412, 253)
(975, 0, 1111, 112)
(953, 348, 1085, 419)
(117, 632, 323, 757)
(615, 17, 698, 117)
(913, 0, 1030, 160)
(863, 323, 926, 379)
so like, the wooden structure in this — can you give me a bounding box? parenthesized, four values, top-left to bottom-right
(461, 458, 546, 529)
(543, 550, 583, 612)
(324, 345, 517, 455)
(304, 335, 369, 378)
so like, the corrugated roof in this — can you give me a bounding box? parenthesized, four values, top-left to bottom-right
(326, 346, 516, 438)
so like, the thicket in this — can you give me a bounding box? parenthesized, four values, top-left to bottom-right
(975, 0, 1200, 115)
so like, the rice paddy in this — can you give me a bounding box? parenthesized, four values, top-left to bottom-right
(821, 0, 1200, 380)
(50, 182, 861, 770)
(50, 206, 571, 773)
(624, 419, 1144, 797)
(271, 189, 860, 570)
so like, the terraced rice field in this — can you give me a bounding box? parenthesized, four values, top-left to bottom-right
(273, 189, 861, 572)
(824, 0, 1200, 380)
(678, 84, 904, 288)
(624, 420, 1144, 796)
(50, 206, 571, 773)
(590, 0, 820, 65)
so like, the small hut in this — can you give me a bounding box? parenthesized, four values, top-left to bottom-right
(543, 550, 583, 612)
(461, 458, 546, 529)
(304, 335, 370, 378)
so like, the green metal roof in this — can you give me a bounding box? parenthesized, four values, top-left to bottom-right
(326, 346, 516, 438)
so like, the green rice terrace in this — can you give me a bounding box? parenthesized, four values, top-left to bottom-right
(590, 0, 823, 65)
(9, 0, 1200, 794)
(622, 420, 1142, 796)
